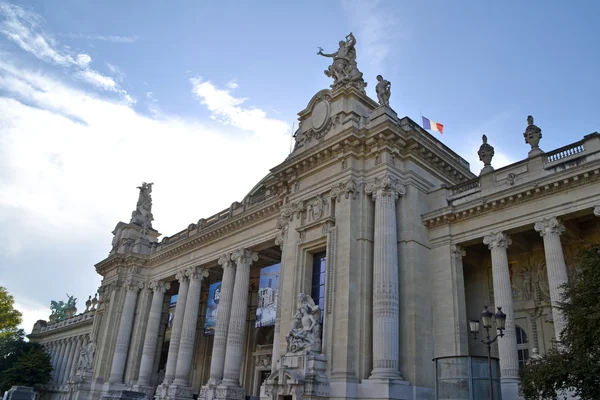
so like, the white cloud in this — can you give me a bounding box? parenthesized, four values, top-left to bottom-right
(65, 33, 139, 43)
(0, 62, 291, 327)
(226, 79, 239, 89)
(106, 62, 124, 82)
(190, 77, 290, 138)
(340, 0, 397, 72)
(0, 2, 130, 100)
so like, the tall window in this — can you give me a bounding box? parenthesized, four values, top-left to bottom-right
(311, 252, 326, 323)
(516, 325, 530, 368)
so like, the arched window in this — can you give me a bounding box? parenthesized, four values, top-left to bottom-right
(516, 325, 529, 368)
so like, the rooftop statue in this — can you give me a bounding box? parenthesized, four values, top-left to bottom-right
(478, 134, 495, 175)
(375, 75, 391, 106)
(130, 182, 154, 232)
(317, 32, 367, 93)
(285, 293, 322, 355)
(523, 115, 543, 156)
(50, 294, 77, 322)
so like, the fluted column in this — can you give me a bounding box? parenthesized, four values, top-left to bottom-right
(62, 337, 77, 384)
(221, 249, 258, 387)
(69, 336, 83, 379)
(207, 254, 236, 384)
(365, 175, 405, 379)
(534, 217, 568, 340)
(137, 280, 170, 386)
(58, 338, 74, 385)
(53, 340, 67, 383)
(162, 271, 190, 385)
(50, 342, 59, 374)
(108, 279, 143, 383)
(483, 232, 519, 398)
(173, 267, 209, 386)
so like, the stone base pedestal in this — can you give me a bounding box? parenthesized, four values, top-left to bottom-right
(358, 378, 412, 400)
(262, 354, 329, 400)
(528, 147, 544, 158)
(500, 377, 521, 400)
(154, 384, 194, 400)
(130, 385, 156, 399)
(101, 390, 148, 400)
(213, 385, 245, 400)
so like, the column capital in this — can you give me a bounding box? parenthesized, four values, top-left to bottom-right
(218, 253, 234, 268)
(149, 280, 171, 293)
(534, 217, 565, 237)
(365, 175, 405, 201)
(125, 279, 144, 292)
(175, 269, 189, 282)
(594, 205, 600, 217)
(231, 248, 259, 266)
(483, 231, 512, 249)
(451, 244, 466, 259)
(186, 266, 209, 280)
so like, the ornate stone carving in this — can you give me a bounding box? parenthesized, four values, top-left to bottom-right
(375, 75, 391, 106)
(317, 32, 367, 93)
(255, 354, 272, 368)
(130, 182, 154, 233)
(534, 217, 565, 237)
(308, 195, 325, 220)
(330, 179, 358, 201)
(218, 253, 233, 267)
(76, 341, 96, 372)
(478, 135, 495, 175)
(149, 280, 170, 293)
(186, 266, 209, 280)
(483, 231, 511, 249)
(365, 175, 405, 200)
(175, 269, 188, 282)
(85, 296, 92, 312)
(523, 115, 543, 156)
(451, 244, 466, 259)
(231, 248, 259, 266)
(125, 279, 144, 292)
(285, 294, 321, 355)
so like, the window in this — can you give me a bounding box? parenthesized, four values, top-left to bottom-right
(311, 251, 326, 323)
(516, 325, 529, 369)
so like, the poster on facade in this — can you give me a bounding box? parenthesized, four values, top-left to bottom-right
(204, 281, 221, 335)
(255, 263, 280, 328)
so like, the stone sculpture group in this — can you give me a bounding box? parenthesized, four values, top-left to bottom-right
(285, 293, 322, 355)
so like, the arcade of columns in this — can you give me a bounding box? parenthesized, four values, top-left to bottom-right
(45, 334, 90, 387)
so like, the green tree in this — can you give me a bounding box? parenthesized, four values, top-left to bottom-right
(520, 247, 600, 399)
(0, 345, 52, 392)
(0, 287, 22, 337)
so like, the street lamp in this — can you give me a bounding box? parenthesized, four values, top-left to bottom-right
(469, 306, 507, 400)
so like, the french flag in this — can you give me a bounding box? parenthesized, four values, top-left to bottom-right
(422, 116, 444, 134)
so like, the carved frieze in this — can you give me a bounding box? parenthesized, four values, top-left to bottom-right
(330, 179, 359, 202)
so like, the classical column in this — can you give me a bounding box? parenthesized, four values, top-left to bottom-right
(221, 249, 258, 387)
(54, 340, 68, 383)
(69, 336, 83, 379)
(137, 280, 170, 386)
(173, 267, 209, 386)
(62, 337, 78, 384)
(108, 279, 143, 383)
(534, 217, 568, 339)
(483, 232, 520, 398)
(365, 175, 405, 379)
(207, 254, 236, 384)
(50, 342, 59, 373)
(58, 338, 74, 385)
(450, 244, 469, 354)
(162, 270, 190, 385)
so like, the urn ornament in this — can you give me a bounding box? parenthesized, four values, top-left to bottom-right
(523, 115, 543, 157)
(477, 134, 495, 175)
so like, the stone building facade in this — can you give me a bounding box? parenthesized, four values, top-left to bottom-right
(29, 36, 600, 400)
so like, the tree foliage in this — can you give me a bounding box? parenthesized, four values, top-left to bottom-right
(0, 345, 52, 392)
(520, 247, 600, 399)
(0, 287, 22, 337)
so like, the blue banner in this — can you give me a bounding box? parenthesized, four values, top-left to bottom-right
(256, 263, 280, 328)
(204, 281, 221, 335)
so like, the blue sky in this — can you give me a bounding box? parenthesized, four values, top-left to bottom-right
(0, 0, 598, 332)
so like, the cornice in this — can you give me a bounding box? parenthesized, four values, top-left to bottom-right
(95, 253, 148, 276)
(148, 199, 282, 265)
(423, 166, 600, 229)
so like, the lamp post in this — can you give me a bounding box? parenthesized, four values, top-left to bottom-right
(469, 305, 507, 400)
